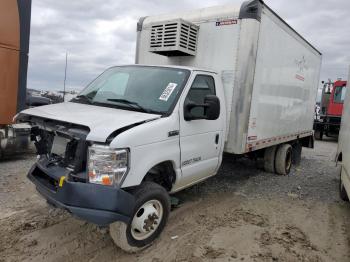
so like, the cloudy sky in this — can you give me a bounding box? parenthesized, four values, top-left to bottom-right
(28, 0, 350, 92)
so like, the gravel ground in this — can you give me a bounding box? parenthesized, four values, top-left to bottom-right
(189, 138, 341, 203)
(0, 139, 350, 262)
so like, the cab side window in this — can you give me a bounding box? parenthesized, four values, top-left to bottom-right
(185, 75, 216, 118)
(334, 86, 346, 103)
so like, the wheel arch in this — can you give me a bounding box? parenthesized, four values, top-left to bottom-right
(142, 160, 177, 191)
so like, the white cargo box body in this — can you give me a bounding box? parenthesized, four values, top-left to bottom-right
(136, 0, 322, 154)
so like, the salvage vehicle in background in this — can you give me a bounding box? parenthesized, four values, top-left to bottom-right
(17, 0, 321, 252)
(0, 0, 31, 158)
(314, 79, 347, 140)
(337, 68, 350, 202)
(26, 92, 51, 107)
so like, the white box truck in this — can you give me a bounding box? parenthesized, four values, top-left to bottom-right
(17, 0, 321, 252)
(337, 67, 350, 201)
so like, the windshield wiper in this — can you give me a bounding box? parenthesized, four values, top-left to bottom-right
(107, 98, 155, 113)
(71, 95, 93, 104)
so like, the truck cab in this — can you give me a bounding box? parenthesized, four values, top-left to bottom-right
(328, 80, 347, 116)
(18, 65, 225, 251)
(314, 80, 347, 140)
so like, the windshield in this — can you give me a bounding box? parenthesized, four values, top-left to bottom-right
(333, 86, 346, 103)
(72, 66, 190, 114)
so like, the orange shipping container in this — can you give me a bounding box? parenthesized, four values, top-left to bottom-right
(0, 0, 31, 125)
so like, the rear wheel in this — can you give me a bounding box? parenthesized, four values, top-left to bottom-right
(275, 144, 292, 175)
(314, 129, 323, 140)
(264, 146, 277, 173)
(340, 168, 349, 201)
(109, 182, 170, 252)
(292, 142, 302, 165)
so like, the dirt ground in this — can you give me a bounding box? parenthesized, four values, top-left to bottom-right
(1, 138, 350, 262)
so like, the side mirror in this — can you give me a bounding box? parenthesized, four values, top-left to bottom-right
(184, 95, 220, 121)
(204, 95, 220, 120)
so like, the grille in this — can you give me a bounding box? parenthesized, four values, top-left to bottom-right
(149, 19, 199, 56)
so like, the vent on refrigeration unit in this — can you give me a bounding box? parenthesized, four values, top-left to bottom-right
(149, 19, 199, 57)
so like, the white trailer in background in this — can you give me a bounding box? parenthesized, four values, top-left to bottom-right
(19, 0, 322, 252)
(337, 67, 350, 201)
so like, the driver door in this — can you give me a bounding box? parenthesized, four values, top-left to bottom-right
(179, 73, 223, 186)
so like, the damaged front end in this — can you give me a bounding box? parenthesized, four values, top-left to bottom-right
(30, 117, 90, 179)
(22, 115, 135, 226)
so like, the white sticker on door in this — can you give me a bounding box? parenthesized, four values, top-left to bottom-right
(159, 83, 177, 101)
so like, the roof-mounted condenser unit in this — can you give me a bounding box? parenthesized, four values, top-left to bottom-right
(149, 19, 199, 57)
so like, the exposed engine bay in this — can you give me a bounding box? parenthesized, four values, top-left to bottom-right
(24, 116, 90, 182)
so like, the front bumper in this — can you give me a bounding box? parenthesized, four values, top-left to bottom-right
(28, 161, 135, 226)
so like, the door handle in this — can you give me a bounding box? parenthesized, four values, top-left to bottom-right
(215, 134, 219, 144)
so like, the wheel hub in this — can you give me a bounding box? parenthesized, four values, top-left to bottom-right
(143, 213, 159, 232)
(131, 200, 163, 240)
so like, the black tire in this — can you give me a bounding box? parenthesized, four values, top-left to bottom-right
(340, 169, 349, 201)
(264, 146, 277, 173)
(109, 182, 170, 252)
(314, 130, 323, 140)
(292, 142, 302, 165)
(275, 144, 292, 175)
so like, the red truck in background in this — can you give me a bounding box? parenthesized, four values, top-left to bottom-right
(314, 79, 347, 140)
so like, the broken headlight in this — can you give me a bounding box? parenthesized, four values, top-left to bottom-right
(87, 145, 128, 186)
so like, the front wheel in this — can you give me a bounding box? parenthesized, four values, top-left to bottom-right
(109, 182, 170, 252)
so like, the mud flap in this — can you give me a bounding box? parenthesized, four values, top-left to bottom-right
(301, 135, 314, 149)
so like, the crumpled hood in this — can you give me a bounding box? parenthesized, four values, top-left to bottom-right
(19, 102, 161, 142)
